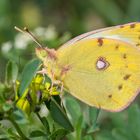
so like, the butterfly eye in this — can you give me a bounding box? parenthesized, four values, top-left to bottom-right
(96, 57, 110, 70)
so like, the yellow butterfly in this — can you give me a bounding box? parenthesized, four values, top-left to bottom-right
(15, 22, 140, 112)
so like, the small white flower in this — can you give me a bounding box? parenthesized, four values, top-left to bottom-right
(1, 41, 12, 53)
(34, 27, 45, 37)
(14, 33, 31, 49)
(39, 104, 49, 116)
(44, 25, 58, 40)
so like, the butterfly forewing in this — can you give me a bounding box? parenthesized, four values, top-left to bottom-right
(62, 22, 140, 48)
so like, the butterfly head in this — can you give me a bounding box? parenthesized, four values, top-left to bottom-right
(35, 47, 57, 61)
(35, 48, 48, 61)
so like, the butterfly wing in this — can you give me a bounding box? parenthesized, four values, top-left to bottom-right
(62, 22, 140, 48)
(56, 38, 140, 112)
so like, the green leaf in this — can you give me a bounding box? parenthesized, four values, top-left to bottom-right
(65, 97, 81, 125)
(5, 61, 18, 84)
(87, 124, 100, 135)
(7, 128, 20, 139)
(95, 130, 115, 140)
(50, 98, 74, 131)
(0, 83, 6, 102)
(41, 117, 50, 134)
(46, 95, 62, 110)
(19, 59, 41, 97)
(12, 109, 28, 124)
(75, 115, 83, 140)
(88, 107, 100, 133)
(83, 135, 94, 140)
(109, 111, 126, 128)
(89, 107, 100, 125)
(53, 95, 61, 105)
(0, 134, 9, 139)
(2, 103, 12, 112)
(49, 129, 68, 140)
(112, 128, 131, 140)
(128, 104, 140, 139)
(45, 100, 51, 110)
(30, 130, 46, 138)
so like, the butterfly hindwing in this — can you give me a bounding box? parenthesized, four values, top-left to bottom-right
(56, 38, 140, 112)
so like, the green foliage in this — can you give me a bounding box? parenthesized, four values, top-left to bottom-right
(49, 98, 73, 131)
(1, 0, 140, 139)
(91, 0, 123, 24)
(5, 61, 18, 84)
(95, 104, 140, 140)
(19, 59, 41, 97)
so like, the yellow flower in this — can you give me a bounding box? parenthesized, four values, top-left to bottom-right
(16, 98, 31, 116)
(15, 74, 61, 115)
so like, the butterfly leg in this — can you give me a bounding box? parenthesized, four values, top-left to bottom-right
(37, 68, 47, 74)
(37, 68, 48, 83)
(51, 79, 64, 93)
(53, 80, 64, 107)
(60, 82, 64, 93)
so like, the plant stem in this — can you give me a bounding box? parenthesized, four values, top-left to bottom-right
(36, 112, 43, 124)
(7, 116, 29, 140)
(36, 112, 50, 134)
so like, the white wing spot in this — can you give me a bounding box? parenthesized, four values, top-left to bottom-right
(96, 57, 110, 70)
(97, 60, 106, 69)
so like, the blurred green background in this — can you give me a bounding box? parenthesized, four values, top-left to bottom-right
(1, 0, 140, 140)
(0, 0, 140, 80)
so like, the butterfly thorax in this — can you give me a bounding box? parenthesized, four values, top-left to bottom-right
(35, 48, 56, 79)
(35, 47, 70, 83)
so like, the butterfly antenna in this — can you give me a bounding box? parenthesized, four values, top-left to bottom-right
(14, 26, 43, 48)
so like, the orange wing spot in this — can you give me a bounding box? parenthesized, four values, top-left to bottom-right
(118, 84, 123, 90)
(107, 94, 122, 106)
(60, 65, 71, 76)
(115, 44, 119, 50)
(125, 65, 128, 68)
(123, 54, 127, 59)
(108, 94, 112, 98)
(136, 43, 140, 46)
(123, 74, 131, 80)
(130, 23, 136, 28)
(120, 25, 124, 28)
(97, 38, 103, 46)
